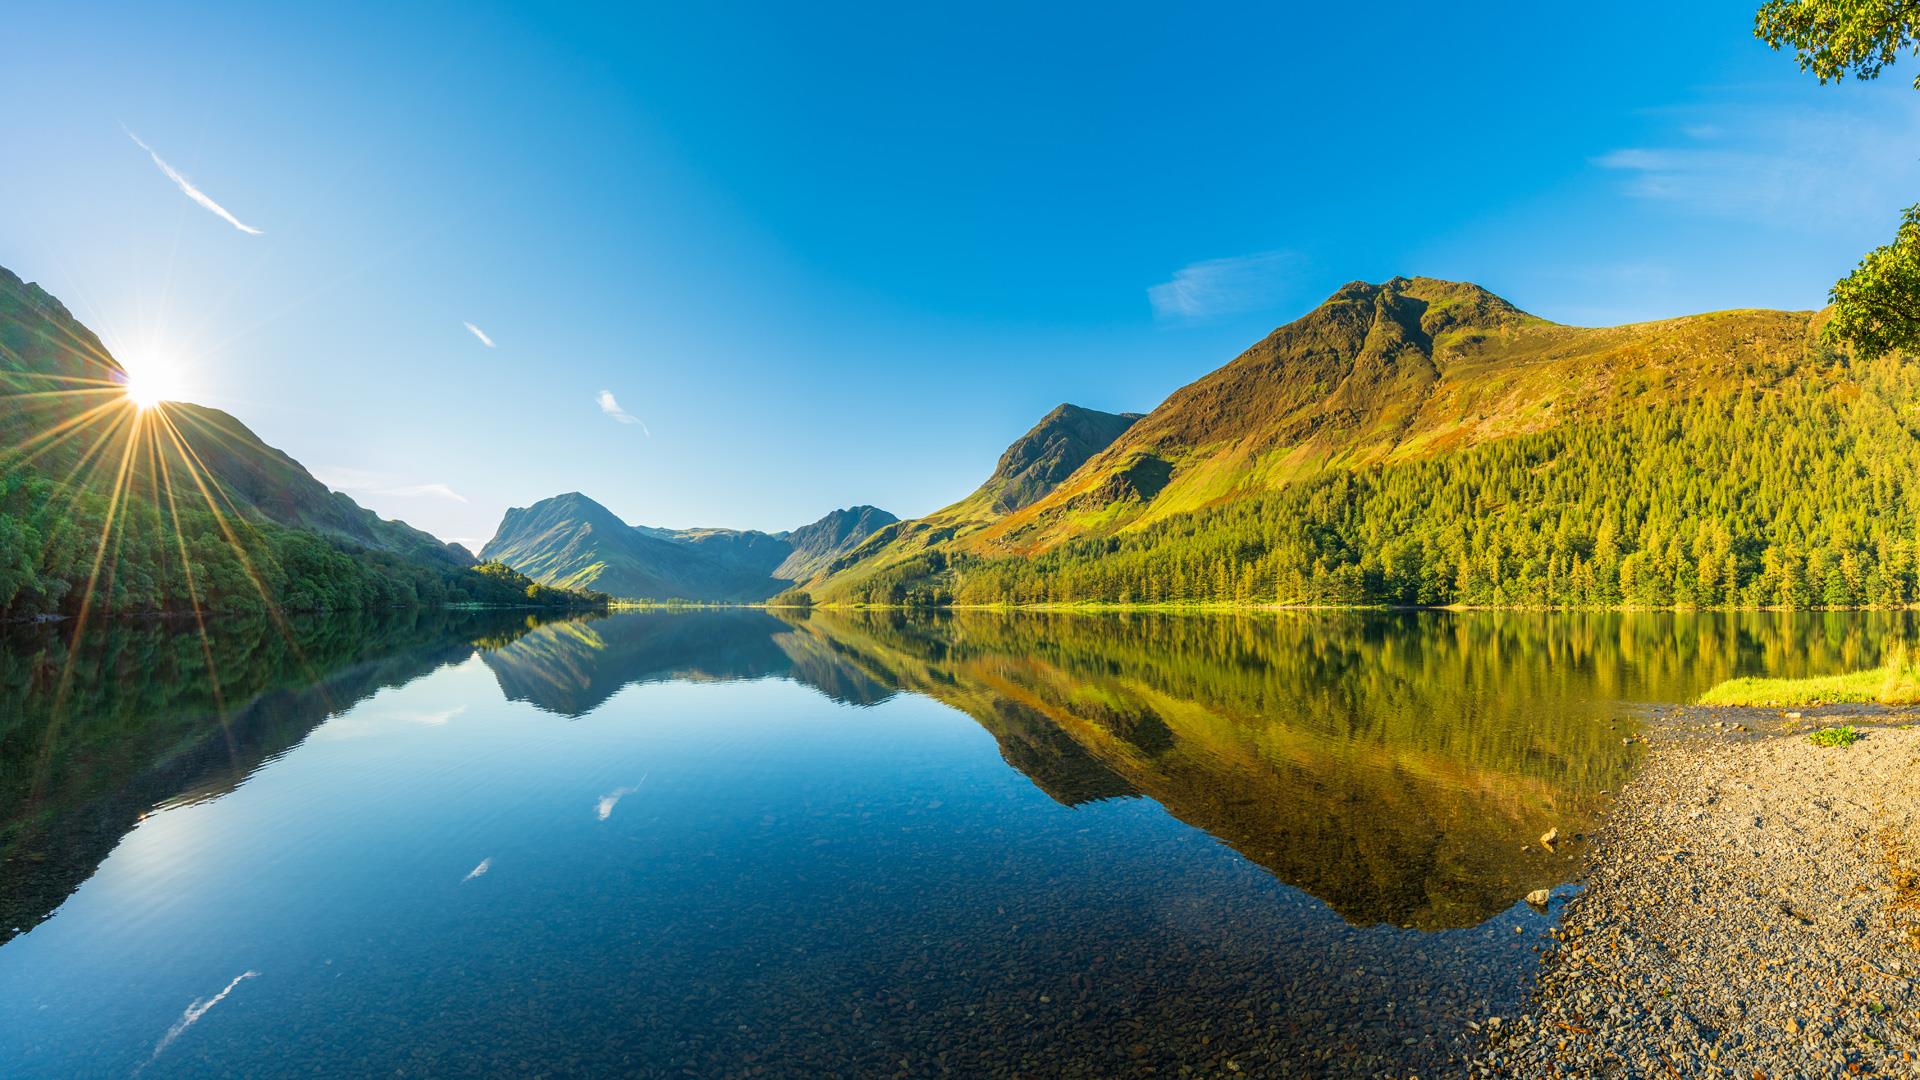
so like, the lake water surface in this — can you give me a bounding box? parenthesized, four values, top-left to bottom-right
(1, 608, 1909, 1077)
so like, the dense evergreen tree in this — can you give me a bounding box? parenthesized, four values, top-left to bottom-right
(0, 466, 608, 618)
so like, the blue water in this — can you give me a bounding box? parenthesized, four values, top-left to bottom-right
(7, 607, 1881, 1076)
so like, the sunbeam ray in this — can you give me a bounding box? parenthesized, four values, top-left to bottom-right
(151, 414, 238, 763)
(6, 398, 126, 463)
(152, 407, 333, 707)
(49, 401, 144, 718)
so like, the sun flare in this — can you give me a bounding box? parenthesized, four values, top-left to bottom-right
(121, 356, 181, 410)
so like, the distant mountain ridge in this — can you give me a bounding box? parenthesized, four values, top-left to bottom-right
(479, 492, 895, 601)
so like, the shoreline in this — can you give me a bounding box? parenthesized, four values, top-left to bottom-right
(721, 601, 1920, 614)
(15, 600, 1917, 624)
(1475, 707, 1920, 1075)
(0, 601, 608, 627)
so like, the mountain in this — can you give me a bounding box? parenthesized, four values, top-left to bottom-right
(774, 504, 899, 582)
(814, 276, 1920, 607)
(0, 265, 601, 616)
(975, 277, 1673, 548)
(803, 403, 1139, 602)
(479, 493, 895, 601)
(478, 492, 787, 602)
(976, 403, 1144, 514)
(1, 267, 464, 569)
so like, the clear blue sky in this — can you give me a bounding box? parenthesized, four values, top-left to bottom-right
(5, 2, 1917, 546)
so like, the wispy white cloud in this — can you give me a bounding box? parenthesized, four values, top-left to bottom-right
(463, 322, 496, 348)
(463, 858, 492, 882)
(123, 127, 262, 235)
(1591, 94, 1920, 230)
(314, 467, 468, 503)
(596, 775, 646, 821)
(388, 483, 466, 501)
(597, 390, 650, 435)
(142, 970, 260, 1071)
(1148, 250, 1305, 321)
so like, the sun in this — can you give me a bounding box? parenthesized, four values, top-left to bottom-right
(121, 355, 182, 410)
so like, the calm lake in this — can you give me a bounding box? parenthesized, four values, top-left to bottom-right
(0, 608, 1910, 1077)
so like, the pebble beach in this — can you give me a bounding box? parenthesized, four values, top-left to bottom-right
(1476, 712, 1920, 1077)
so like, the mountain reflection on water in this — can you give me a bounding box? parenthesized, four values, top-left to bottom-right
(2, 607, 1911, 1076)
(483, 608, 1918, 930)
(488, 608, 1646, 930)
(0, 607, 531, 944)
(8, 607, 1915, 943)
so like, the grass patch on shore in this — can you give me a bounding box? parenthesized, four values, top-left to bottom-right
(1698, 669, 1891, 707)
(1806, 725, 1861, 748)
(1697, 644, 1920, 707)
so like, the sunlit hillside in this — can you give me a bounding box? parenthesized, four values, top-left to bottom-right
(813, 277, 1920, 608)
(0, 267, 603, 617)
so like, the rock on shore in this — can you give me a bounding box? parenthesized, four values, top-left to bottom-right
(1477, 715, 1920, 1076)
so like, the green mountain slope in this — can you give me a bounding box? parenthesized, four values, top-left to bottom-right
(0, 265, 601, 616)
(479, 492, 894, 602)
(815, 277, 1920, 607)
(1, 267, 464, 568)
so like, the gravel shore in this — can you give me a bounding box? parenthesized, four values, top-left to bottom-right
(1476, 710, 1920, 1077)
